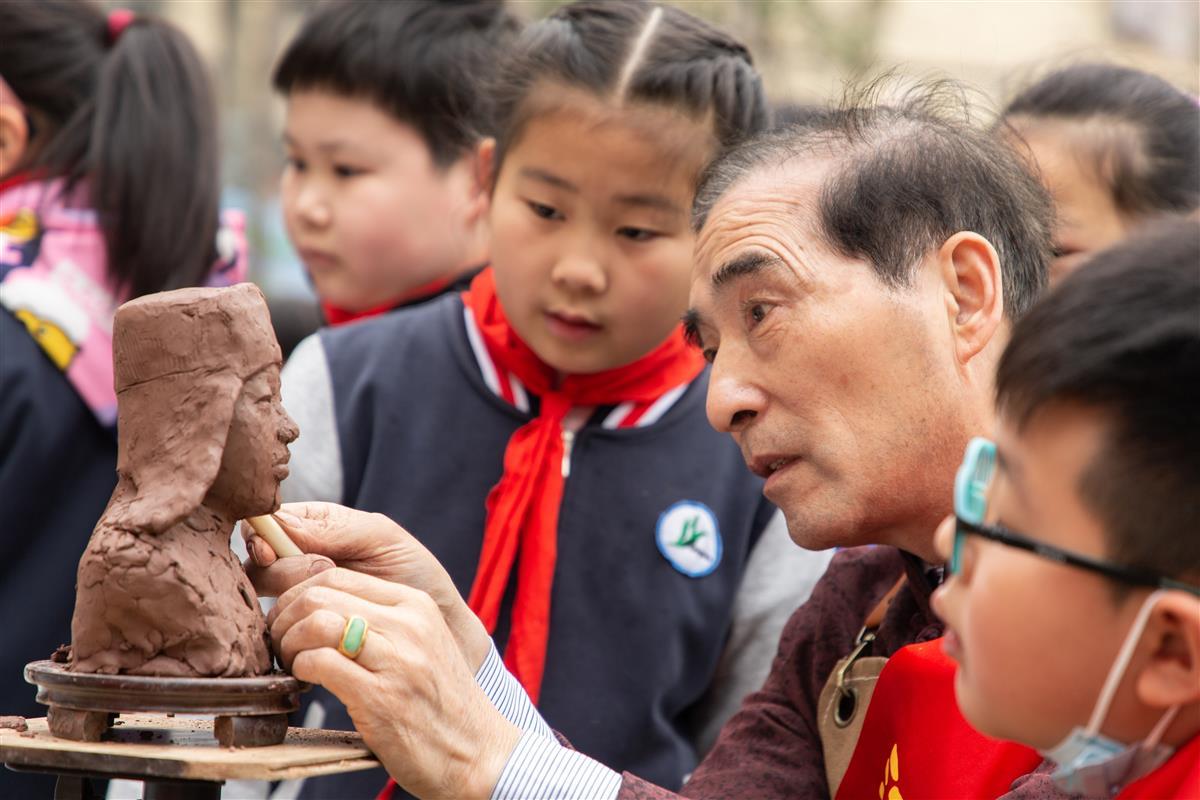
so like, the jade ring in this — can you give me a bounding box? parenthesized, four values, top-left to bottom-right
(338, 615, 368, 660)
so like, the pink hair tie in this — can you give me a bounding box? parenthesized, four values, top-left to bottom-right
(107, 8, 135, 45)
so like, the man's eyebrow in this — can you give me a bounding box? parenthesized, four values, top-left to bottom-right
(711, 251, 785, 290)
(519, 167, 577, 193)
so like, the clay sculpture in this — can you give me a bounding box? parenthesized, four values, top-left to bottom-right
(68, 284, 298, 677)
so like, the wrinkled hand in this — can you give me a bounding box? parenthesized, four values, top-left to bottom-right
(244, 502, 489, 669)
(269, 568, 520, 799)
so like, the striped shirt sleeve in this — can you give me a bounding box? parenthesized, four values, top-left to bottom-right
(475, 641, 554, 740)
(491, 731, 622, 800)
(475, 642, 622, 800)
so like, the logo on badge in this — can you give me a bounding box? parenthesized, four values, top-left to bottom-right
(656, 501, 722, 577)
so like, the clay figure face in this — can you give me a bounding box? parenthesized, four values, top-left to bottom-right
(205, 364, 298, 518)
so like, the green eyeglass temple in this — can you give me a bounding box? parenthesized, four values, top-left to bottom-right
(950, 437, 1200, 597)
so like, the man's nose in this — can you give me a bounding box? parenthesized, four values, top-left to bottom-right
(705, 347, 765, 434)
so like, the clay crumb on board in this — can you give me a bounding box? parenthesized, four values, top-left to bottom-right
(0, 716, 29, 732)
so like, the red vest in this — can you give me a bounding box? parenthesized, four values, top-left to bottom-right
(1117, 734, 1200, 799)
(835, 639, 1042, 800)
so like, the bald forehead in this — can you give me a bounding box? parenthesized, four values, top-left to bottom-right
(691, 158, 835, 284)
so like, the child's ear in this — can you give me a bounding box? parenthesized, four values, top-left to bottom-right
(474, 137, 496, 197)
(1135, 592, 1200, 710)
(0, 102, 30, 177)
(935, 231, 1004, 367)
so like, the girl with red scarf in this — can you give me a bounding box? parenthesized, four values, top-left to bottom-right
(269, 3, 834, 799)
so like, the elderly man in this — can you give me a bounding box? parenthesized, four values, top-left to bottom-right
(247, 92, 1057, 799)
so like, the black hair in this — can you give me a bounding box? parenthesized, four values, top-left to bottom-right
(0, 0, 221, 299)
(1001, 63, 1200, 218)
(490, 0, 769, 173)
(772, 103, 822, 129)
(694, 80, 1052, 319)
(273, 0, 521, 167)
(996, 218, 1200, 583)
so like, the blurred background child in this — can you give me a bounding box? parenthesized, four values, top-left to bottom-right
(273, 0, 518, 327)
(274, 2, 832, 797)
(0, 1, 244, 796)
(934, 219, 1200, 798)
(998, 63, 1199, 284)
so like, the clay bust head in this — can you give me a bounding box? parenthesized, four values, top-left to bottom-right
(111, 284, 298, 532)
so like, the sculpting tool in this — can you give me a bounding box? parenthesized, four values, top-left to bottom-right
(245, 514, 303, 558)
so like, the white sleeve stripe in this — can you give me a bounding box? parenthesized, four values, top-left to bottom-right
(635, 382, 688, 427)
(509, 373, 530, 413)
(464, 307, 503, 397)
(491, 732, 622, 800)
(279, 333, 344, 505)
(474, 641, 554, 740)
(601, 402, 634, 429)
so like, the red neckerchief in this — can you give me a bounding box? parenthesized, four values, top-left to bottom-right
(462, 267, 703, 701)
(320, 276, 456, 326)
(836, 638, 1042, 800)
(1117, 734, 1200, 798)
(376, 269, 702, 800)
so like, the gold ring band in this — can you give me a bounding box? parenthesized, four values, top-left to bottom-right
(337, 615, 368, 659)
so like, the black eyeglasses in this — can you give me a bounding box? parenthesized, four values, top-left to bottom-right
(951, 517, 1200, 596)
(950, 437, 1200, 597)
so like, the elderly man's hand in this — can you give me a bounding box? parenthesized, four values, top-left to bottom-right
(244, 502, 489, 670)
(269, 569, 520, 799)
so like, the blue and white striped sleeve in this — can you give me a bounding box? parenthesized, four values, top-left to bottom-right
(491, 732, 622, 800)
(474, 642, 622, 800)
(474, 641, 554, 740)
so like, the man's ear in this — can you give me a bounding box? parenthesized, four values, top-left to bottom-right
(1136, 592, 1200, 710)
(0, 103, 30, 178)
(937, 231, 1004, 366)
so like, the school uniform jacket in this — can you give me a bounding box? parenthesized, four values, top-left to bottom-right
(278, 292, 834, 799)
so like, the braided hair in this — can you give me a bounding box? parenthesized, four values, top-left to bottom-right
(490, 0, 769, 172)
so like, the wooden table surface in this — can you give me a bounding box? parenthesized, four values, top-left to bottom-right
(0, 713, 380, 783)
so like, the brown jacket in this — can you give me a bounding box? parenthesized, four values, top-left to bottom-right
(616, 545, 1066, 799)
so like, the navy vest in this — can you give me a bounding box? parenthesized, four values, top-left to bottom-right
(299, 295, 774, 797)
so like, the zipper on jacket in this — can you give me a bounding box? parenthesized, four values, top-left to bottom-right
(561, 429, 575, 478)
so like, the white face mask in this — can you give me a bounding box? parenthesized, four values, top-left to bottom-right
(1041, 590, 1180, 798)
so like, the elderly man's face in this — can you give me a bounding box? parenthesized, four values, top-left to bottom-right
(687, 162, 968, 552)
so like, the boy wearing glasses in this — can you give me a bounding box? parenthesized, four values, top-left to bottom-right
(933, 219, 1200, 798)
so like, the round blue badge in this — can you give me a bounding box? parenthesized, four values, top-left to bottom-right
(656, 500, 723, 578)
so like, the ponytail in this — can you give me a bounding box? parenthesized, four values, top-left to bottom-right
(91, 17, 220, 297)
(0, 0, 220, 297)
